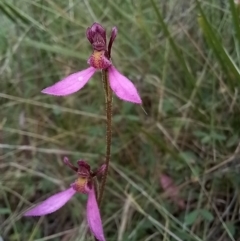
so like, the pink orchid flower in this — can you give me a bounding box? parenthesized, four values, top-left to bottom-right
(24, 158, 106, 241)
(41, 23, 142, 104)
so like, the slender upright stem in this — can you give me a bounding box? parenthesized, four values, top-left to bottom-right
(98, 69, 112, 205)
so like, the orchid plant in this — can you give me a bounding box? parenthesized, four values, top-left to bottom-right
(24, 23, 142, 241)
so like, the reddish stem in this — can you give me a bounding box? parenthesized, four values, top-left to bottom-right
(98, 69, 112, 205)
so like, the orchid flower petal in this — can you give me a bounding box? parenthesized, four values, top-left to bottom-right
(108, 27, 117, 56)
(24, 188, 76, 216)
(42, 67, 96, 96)
(87, 188, 105, 241)
(108, 66, 142, 104)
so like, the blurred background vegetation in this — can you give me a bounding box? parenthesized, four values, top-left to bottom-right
(1, 0, 240, 240)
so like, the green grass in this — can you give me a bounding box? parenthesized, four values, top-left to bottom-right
(1, 0, 240, 240)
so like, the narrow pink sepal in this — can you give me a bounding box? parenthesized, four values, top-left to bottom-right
(24, 188, 76, 216)
(87, 188, 106, 241)
(108, 66, 142, 104)
(41, 67, 96, 96)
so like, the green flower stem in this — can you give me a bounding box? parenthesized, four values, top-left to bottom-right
(98, 69, 113, 205)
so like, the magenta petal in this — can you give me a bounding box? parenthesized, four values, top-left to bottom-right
(24, 188, 76, 216)
(87, 188, 105, 241)
(42, 67, 96, 96)
(108, 66, 142, 104)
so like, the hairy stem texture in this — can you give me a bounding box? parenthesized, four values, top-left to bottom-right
(98, 69, 112, 205)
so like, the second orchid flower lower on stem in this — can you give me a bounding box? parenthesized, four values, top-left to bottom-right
(24, 158, 106, 241)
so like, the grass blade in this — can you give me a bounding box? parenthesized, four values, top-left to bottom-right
(196, 0, 240, 87)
